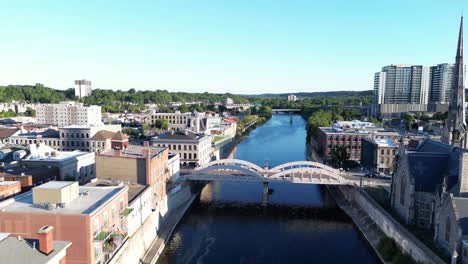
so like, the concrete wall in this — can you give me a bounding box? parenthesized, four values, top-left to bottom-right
(110, 184, 194, 264)
(341, 186, 445, 264)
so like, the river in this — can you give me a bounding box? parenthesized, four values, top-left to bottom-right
(157, 114, 379, 264)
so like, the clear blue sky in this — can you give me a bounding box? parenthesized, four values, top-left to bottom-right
(0, 1, 466, 94)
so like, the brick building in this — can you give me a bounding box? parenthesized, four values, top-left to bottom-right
(0, 181, 21, 200)
(96, 142, 168, 209)
(0, 181, 129, 263)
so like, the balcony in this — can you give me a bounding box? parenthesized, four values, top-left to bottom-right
(120, 208, 133, 217)
(94, 231, 111, 241)
(95, 228, 128, 264)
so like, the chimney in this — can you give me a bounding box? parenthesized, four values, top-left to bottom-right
(143, 141, 149, 147)
(37, 226, 54, 255)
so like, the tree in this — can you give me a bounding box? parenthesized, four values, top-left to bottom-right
(403, 113, 415, 131)
(25, 107, 36, 117)
(155, 119, 169, 130)
(330, 145, 349, 167)
(179, 104, 189, 113)
(306, 110, 332, 142)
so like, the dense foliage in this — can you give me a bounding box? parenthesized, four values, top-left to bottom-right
(0, 85, 71, 103)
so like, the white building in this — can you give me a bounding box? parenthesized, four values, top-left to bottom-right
(36, 102, 102, 126)
(168, 153, 180, 181)
(9, 124, 121, 153)
(148, 111, 207, 133)
(151, 131, 213, 166)
(287, 94, 297, 102)
(22, 143, 96, 184)
(74, 79, 92, 98)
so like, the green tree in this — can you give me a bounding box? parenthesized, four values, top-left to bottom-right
(25, 107, 36, 117)
(306, 110, 332, 142)
(179, 104, 190, 113)
(330, 145, 349, 167)
(155, 119, 169, 130)
(403, 113, 415, 131)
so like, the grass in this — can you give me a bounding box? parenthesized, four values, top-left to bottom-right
(213, 136, 226, 143)
(95, 231, 111, 241)
(120, 208, 133, 217)
(377, 237, 417, 264)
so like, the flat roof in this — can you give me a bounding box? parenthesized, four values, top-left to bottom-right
(24, 151, 92, 163)
(0, 185, 125, 215)
(33, 181, 75, 190)
(86, 180, 147, 202)
(373, 138, 398, 148)
(100, 145, 165, 160)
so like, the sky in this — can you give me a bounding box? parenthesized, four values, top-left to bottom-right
(0, 1, 467, 94)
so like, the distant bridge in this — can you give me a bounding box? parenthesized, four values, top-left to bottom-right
(271, 109, 301, 112)
(186, 159, 376, 186)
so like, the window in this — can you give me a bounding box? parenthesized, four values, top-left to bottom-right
(103, 212, 109, 227)
(445, 217, 451, 242)
(93, 218, 99, 235)
(94, 243, 100, 258)
(120, 198, 124, 211)
(400, 174, 406, 206)
(112, 206, 117, 221)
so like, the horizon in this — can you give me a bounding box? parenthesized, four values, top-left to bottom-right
(0, 1, 466, 93)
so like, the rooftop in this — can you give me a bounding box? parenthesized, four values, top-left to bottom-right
(0, 185, 125, 214)
(0, 128, 19, 139)
(152, 131, 209, 141)
(1, 166, 59, 179)
(0, 235, 71, 264)
(91, 130, 115, 140)
(367, 138, 398, 148)
(86, 180, 147, 202)
(99, 145, 166, 160)
(15, 129, 59, 139)
(23, 150, 92, 163)
(34, 181, 74, 190)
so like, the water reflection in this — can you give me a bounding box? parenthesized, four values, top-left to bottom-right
(157, 115, 379, 264)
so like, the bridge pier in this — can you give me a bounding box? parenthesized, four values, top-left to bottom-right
(261, 182, 269, 206)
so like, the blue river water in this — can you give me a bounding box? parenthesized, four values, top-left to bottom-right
(157, 115, 379, 264)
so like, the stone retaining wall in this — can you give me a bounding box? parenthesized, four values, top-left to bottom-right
(339, 186, 445, 264)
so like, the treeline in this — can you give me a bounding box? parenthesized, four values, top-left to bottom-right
(0, 85, 72, 103)
(301, 93, 374, 143)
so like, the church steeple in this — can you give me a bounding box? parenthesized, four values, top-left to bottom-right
(443, 16, 467, 149)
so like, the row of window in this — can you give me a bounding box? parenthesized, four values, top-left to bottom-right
(157, 143, 197, 151)
(61, 132, 90, 139)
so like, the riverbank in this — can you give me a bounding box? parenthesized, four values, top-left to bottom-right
(333, 185, 445, 264)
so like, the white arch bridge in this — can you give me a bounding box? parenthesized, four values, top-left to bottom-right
(185, 159, 363, 186)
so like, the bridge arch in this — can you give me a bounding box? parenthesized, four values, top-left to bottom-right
(196, 159, 264, 173)
(269, 161, 339, 175)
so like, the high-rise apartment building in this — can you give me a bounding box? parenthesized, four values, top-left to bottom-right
(429, 63, 455, 104)
(74, 79, 92, 98)
(374, 64, 430, 105)
(36, 102, 102, 126)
